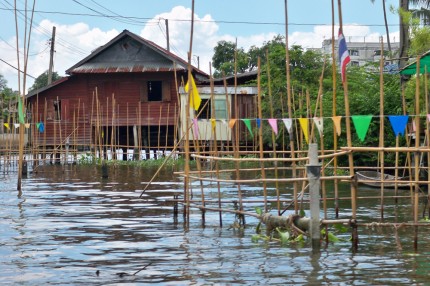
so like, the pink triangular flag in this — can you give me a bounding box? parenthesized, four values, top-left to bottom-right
(192, 118, 199, 139)
(268, 119, 278, 135)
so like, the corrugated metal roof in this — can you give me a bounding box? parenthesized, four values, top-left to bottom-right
(66, 30, 207, 77)
(71, 62, 187, 74)
(26, 77, 69, 99)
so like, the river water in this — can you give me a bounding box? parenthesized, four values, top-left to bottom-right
(1, 164, 430, 285)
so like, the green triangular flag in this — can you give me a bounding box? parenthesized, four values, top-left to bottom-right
(241, 119, 253, 137)
(17, 96, 25, 124)
(351, 115, 373, 142)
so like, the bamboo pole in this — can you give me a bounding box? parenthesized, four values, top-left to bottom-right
(165, 103, 170, 150)
(425, 67, 430, 218)
(338, 0, 358, 248)
(43, 98, 47, 164)
(183, 0, 196, 221)
(111, 94, 115, 158)
(331, 0, 340, 219)
(284, 0, 298, 214)
(158, 105, 162, 152)
(413, 55, 421, 250)
(147, 104, 150, 153)
(226, 51, 244, 223)
(266, 49, 281, 215)
(209, 65, 222, 226)
(256, 58, 268, 212)
(379, 37, 385, 219)
(76, 98, 81, 161)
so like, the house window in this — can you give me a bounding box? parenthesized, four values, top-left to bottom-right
(53, 100, 61, 120)
(351, 61, 359, 67)
(374, 50, 389, 56)
(349, 49, 359, 56)
(197, 99, 210, 119)
(147, 81, 162, 101)
(197, 99, 228, 119)
(214, 100, 227, 119)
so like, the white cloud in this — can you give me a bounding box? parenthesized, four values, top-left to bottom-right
(1, 7, 399, 92)
(140, 6, 278, 73)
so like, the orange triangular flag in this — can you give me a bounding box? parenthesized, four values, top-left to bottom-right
(332, 116, 342, 136)
(228, 119, 237, 129)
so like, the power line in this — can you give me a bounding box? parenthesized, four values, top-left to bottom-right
(3, 1, 89, 56)
(0, 58, 36, 79)
(0, 7, 400, 28)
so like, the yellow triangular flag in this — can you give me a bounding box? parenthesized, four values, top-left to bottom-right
(184, 74, 202, 111)
(25, 123, 30, 129)
(4, 123, 9, 130)
(298, 118, 309, 144)
(211, 118, 216, 131)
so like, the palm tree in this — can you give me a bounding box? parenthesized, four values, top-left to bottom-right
(409, 0, 430, 24)
(398, 0, 430, 70)
(371, 0, 392, 61)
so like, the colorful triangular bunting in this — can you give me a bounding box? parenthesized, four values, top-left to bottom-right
(241, 119, 253, 137)
(332, 116, 342, 136)
(313, 117, 324, 137)
(298, 118, 309, 144)
(192, 118, 199, 139)
(388, 115, 409, 136)
(256, 118, 261, 129)
(352, 115, 373, 142)
(282, 118, 293, 134)
(268, 119, 278, 135)
(229, 119, 237, 129)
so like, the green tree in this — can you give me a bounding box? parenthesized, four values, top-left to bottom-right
(0, 75, 19, 131)
(29, 71, 62, 91)
(212, 40, 257, 78)
(370, 0, 392, 59)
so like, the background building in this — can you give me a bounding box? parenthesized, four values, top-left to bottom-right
(320, 38, 400, 72)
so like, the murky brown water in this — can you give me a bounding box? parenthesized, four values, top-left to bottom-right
(1, 164, 430, 285)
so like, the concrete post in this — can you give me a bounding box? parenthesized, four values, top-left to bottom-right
(306, 143, 321, 250)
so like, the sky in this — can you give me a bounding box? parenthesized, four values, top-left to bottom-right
(0, 0, 402, 92)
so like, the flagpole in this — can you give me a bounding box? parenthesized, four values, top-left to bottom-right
(331, 0, 340, 220)
(337, 0, 358, 249)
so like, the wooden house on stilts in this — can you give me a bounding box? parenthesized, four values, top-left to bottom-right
(25, 30, 258, 160)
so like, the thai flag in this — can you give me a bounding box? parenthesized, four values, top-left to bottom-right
(338, 30, 350, 83)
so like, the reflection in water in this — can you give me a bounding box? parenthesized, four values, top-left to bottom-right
(0, 164, 429, 284)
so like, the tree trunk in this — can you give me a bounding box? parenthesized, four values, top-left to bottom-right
(383, 0, 392, 62)
(399, 0, 410, 72)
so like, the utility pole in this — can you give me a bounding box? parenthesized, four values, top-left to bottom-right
(165, 19, 170, 52)
(48, 26, 56, 85)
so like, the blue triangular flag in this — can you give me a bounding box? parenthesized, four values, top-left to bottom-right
(256, 118, 261, 128)
(38, 122, 45, 133)
(388, 115, 409, 136)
